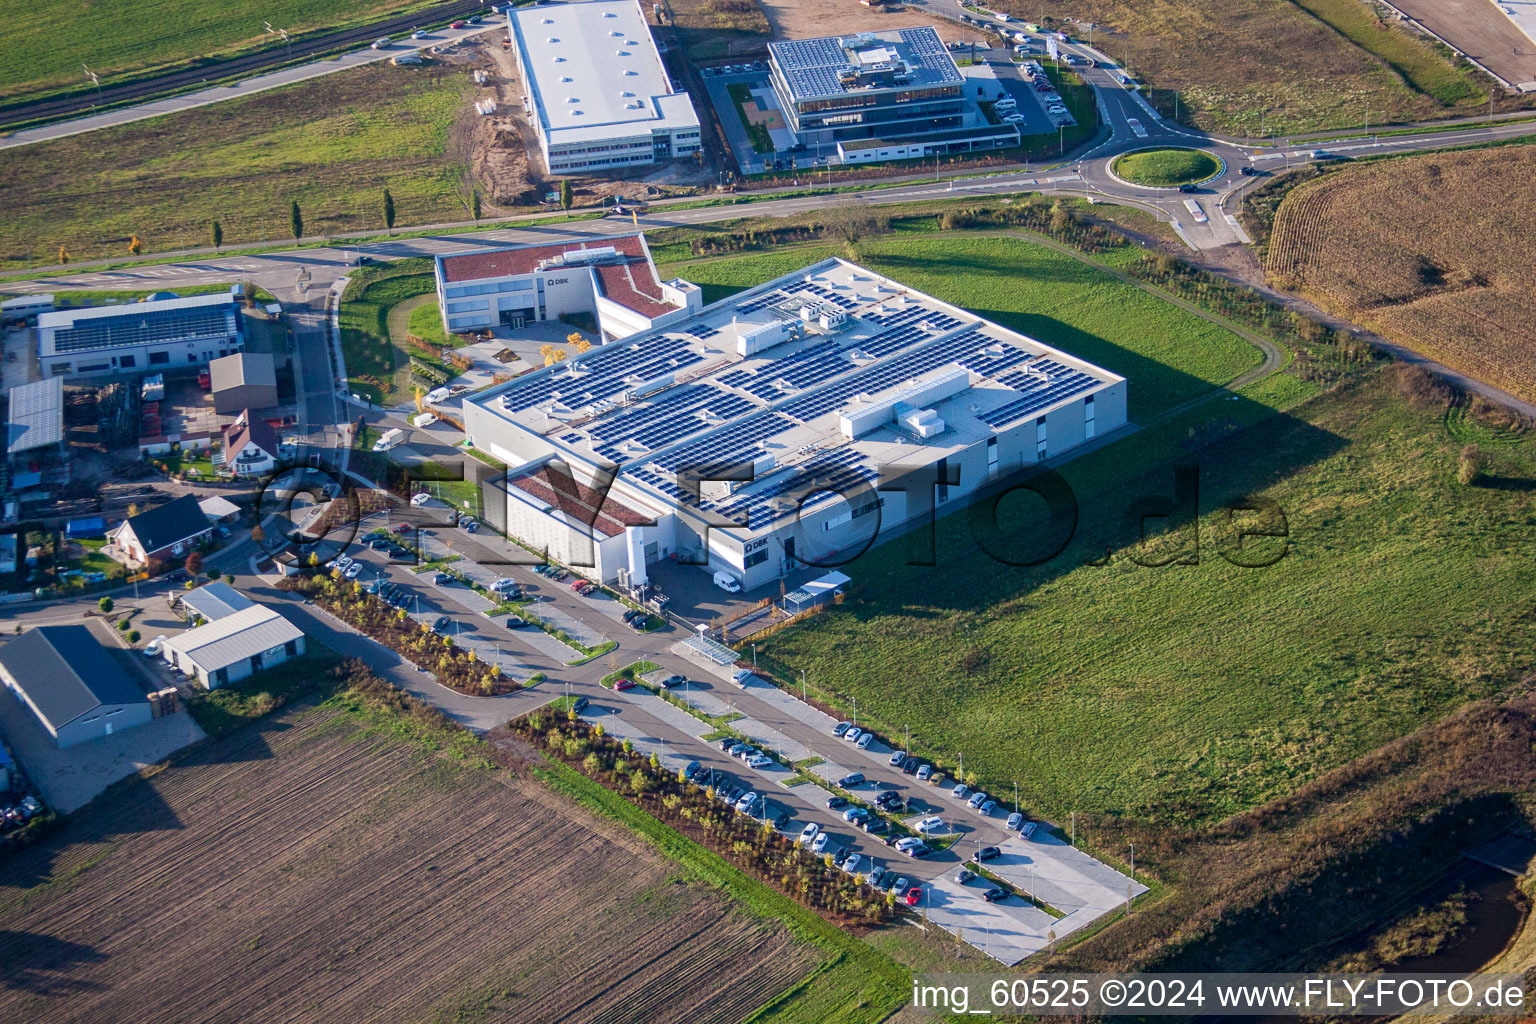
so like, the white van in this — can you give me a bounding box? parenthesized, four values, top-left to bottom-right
(412, 412, 438, 428)
(713, 570, 741, 593)
(916, 815, 946, 834)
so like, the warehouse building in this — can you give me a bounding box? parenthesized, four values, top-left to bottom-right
(209, 351, 278, 413)
(5, 376, 70, 499)
(434, 234, 701, 336)
(463, 256, 1125, 592)
(161, 605, 305, 690)
(177, 580, 255, 624)
(767, 27, 1018, 158)
(1, 294, 53, 326)
(36, 289, 245, 379)
(508, 0, 701, 174)
(0, 626, 151, 748)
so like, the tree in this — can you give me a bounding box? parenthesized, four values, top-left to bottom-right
(128, 630, 140, 643)
(211, 221, 223, 250)
(58, 246, 69, 264)
(471, 191, 482, 220)
(128, 235, 142, 256)
(290, 200, 304, 240)
(98, 596, 114, 613)
(185, 551, 203, 575)
(559, 179, 574, 210)
(382, 189, 396, 230)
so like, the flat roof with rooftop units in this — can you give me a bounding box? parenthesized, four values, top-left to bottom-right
(464, 255, 1126, 592)
(507, 0, 701, 174)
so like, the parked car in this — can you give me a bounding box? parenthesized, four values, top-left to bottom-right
(867, 866, 887, 889)
(893, 836, 924, 852)
(856, 732, 874, 749)
(746, 754, 773, 769)
(844, 806, 870, 824)
(915, 815, 945, 834)
(826, 795, 848, 811)
(681, 760, 701, 780)
(345, 563, 362, 579)
(844, 727, 862, 744)
(862, 818, 888, 835)
(144, 635, 167, 657)
(952, 783, 969, 800)
(916, 764, 932, 782)
(810, 831, 833, 854)
(449, 19, 467, 28)
(971, 846, 1001, 863)
(1021, 822, 1039, 839)
(888, 751, 906, 767)
(956, 868, 976, 884)
(978, 799, 998, 815)
(411, 30, 427, 39)
(903, 886, 923, 906)
(968, 791, 989, 809)
(433, 572, 452, 586)
(1006, 812, 1025, 831)
(505, 616, 528, 629)
(659, 674, 686, 689)
(728, 742, 751, 757)
(841, 853, 863, 875)
(391, 523, 412, 534)
(874, 791, 902, 810)
(613, 677, 636, 691)
(410, 492, 430, 506)
(572, 696, 589, 714)
(431, 615, 453, 634)
(837, 772, 864, 788)
(981, 887, 1008, 902)
(734, 792, 758, 813)
(798, 822, 821, 845)
(902, 757, 919, 775)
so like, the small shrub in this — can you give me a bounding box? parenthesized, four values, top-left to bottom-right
(98, 596, 114, 613)
(128, 630, 140, 643)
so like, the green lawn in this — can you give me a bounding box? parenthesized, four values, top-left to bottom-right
(0, 0, 441, 104)
(338, 258, 438, 404)
(751, 368, 1536, 826)
(0, 62, 474, 270)
(1112, 147, 1222, 186)
(663, 235, 1263, 421)
(726, 81, 776, 155)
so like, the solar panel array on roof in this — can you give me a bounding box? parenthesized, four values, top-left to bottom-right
(590, 384, 756, 463)
(770, 27, 963, 102)
(958, 344, 1033, 379)
(979, 361, 1100, 427)
(49, 304, 234, 353)
(650, 409, 793, 473)
(780, 327, 996, 423)
(498, 335, 703, 413)
(792, 281, 858, 310)
(715, 448, 877, 531)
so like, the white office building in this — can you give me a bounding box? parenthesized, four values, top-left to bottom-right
(37, 288, 244, 379)
(462, 256, 1126, 592)
(508, 0, 702, 174)
(434, 234, 701, 336)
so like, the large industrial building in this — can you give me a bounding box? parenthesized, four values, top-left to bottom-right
(37, 288, 245, 379)
(508, 0, 701, 174)
(767, 27, 1019, 162)
(0, 626, 151, 748)
(462, 256, 1126, 592)
(434, 234, 701, 336)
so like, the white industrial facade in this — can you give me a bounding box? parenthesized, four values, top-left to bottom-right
(434, 234, 700, 336)
(162, 605, 306, 689)
(463, 256, 1126, 593)
(508, 0, 701, 174)
(37, 288, 244, 379)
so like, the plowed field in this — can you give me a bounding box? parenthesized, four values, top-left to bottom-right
(0, 701, 817, 1023)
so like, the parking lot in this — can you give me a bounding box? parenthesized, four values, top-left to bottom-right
(304, 499, 1145, 964)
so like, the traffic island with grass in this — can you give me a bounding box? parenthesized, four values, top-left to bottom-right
(1111, 147, 1223, 187)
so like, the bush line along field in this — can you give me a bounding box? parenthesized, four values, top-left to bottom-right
(1000, 0, 1489, 134)
(0, 64, 474, 272)
(1264, 146, 1536, 405)
(656, 233, 1536, 830)
(0, 0, 438, 104)
(0, 680, 825, 1024)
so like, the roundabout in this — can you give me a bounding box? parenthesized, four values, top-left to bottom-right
(1109, 147, 1225, 188)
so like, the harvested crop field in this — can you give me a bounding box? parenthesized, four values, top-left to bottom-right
(0, 699, 818, 1024)
(1265, 146, 1536, 403)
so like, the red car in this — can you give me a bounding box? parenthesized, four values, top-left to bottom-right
(904, 886, 923, 907)
(450, 19, 467, 28)
(613, 678, 635, 691)
(391, 523, 411, 534)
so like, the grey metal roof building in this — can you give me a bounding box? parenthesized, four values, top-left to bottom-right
(0, 626, 151, 747)
(209, 352, 279, 414)
(178, 581, 255, 623)
(6, 376, 64, 456)
(37, 288, 244, 379)
(162, 605, 305, 689)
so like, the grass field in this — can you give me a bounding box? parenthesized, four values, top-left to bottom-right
(0, 694, 822, 1023)
(0, 0, 437, 103)
(338, 257, 452, 405)
(1112, 147, 1222, 186)
(662, 234, 1263, 422)
(1004, 0, 1488, 134)
(1264, 146, 1536, 404)
(743, 354, 1536, 826)
(0, 63, 474, 271)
